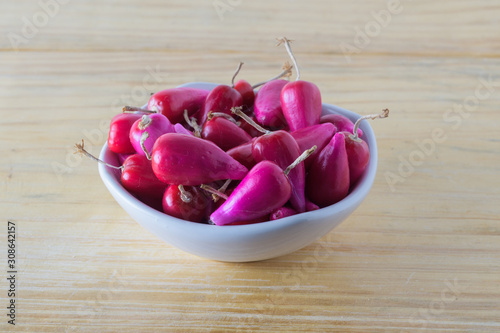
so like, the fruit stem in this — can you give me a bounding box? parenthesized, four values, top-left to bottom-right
(231, 106, 270, 135)
(213, 179, 232, 202)
(277, 37, 300, 81)
(231, 62, 244, 87)
(207, 111, 240, 125)
(350, 108, 389, 141)
(138, 115, 152, 130)
(284, 145, 317, 176)
(123, 106, 156, 113)
(140, 132, 152, 160)
(200, 184, 229, 200)
(183, 109, 202, 137)
(178, 185, 193, 203)
(251, 62, 293, 89)
(74, 140, 123, 171)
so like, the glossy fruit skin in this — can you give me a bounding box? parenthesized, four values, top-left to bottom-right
(270, 206, 297, 220)
(201, 117, 252, 151)
(306, 132, 350, 208)
(253, 79, 289, 129)
(291, 123, 336, 170)
(341, 131, 370, 187)
(108, 113, 143, 154)
(121, 154, 167, 199)
(162, 185, 209, 223)
(252, 130, 306, 213)
(210, 161, 292, 226)
(234, 80, 255, 109)
(226, 141, 256, 170)
(129, 114, 175, 156)
(151, 133, 248, 186)
(148, 88, 209, 124)
(197, 85, 243, 125)
(320, 114, 363, 138)
(173, 123, 194, 136)
(281, 80, 322, 131)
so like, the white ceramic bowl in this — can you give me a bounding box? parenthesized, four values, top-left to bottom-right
(98, 82, 377, 262)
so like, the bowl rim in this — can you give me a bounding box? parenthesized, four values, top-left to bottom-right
(98, 82, 377, 238)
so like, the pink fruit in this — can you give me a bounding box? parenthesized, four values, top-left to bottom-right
(280, 80, 322, 131)
(290, 123, 336, 169)
(173, 123, 194, 136)
(151, 133, 248, 186)
(252, 130, 306, 213)
(129, 114, 175, 157)
(270, 206, 297, 220)
(210, 161, 292, 226)
(253, 79, 289, 129)
(306, 132, 350, 207)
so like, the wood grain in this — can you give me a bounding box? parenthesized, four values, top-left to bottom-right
(1, 0, 500, 332)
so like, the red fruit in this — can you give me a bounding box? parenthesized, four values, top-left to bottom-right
(306, 132, 350, 208)
(281, 80, 322, 131)
(121, 154, 167, 199)
(252, 130, 306, 213)
(342, 131, 370, 187)
(227, 141, 256, 170)
(234, 79, 255, 109)
(151, 133, 248, 186)
(201, 116, 252, 151)
(162, 185, 210, 223)
(147, 88, 209, 124)
(196, 85, 243, 125)
(108, 113, 143, 154)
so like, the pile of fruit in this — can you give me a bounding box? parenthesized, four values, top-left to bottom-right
(77, 38, 388, 226)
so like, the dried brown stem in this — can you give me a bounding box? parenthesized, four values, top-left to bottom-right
(178, 185, 193, 203)
(251, 62, 293, 89)
(231, 106, 270, 135)
(183, 109, 202, 137)
(277, 37, 300, 81)
(200, 184, 229, 201)
(351, 109, 389, 141)
(140, 132, 152, 160)
(231, 62, 244, 87)
(74, 140, 123, 171)
(284, 146, 317, 176)
(123, 106, 156, 114)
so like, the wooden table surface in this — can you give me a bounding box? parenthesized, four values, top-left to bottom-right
(1, 0, 500, 332)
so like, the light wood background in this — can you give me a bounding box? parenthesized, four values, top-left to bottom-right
(1, 0, 500, 332)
